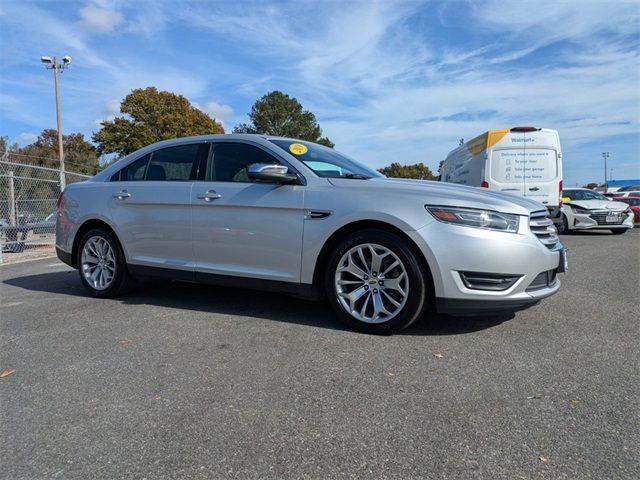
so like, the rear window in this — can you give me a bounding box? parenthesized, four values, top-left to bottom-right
(491, 148, 558, 183)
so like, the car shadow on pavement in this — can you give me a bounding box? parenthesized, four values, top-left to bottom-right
(3, 270, 511, 336)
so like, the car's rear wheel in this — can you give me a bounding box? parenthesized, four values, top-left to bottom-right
(77, 228, 134, 297)
(325, 229, 429, 334)
(557, 213, 570, 234)
(610, 228, 628, 235)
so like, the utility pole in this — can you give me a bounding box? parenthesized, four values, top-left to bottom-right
(41, 55, 71, 190)
(602, 152, 609, 192)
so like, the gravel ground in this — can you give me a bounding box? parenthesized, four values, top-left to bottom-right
(1, 230, 638, 479)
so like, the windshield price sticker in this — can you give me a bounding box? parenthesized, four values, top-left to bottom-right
(289, 143, 308, 155)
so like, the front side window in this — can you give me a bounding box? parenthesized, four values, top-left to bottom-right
(207, 143, 281, 182)
(581, 190, 608, 201)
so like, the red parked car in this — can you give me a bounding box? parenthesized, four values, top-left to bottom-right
(614, 196, 640, 225)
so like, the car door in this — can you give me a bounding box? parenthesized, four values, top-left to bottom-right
(108, 142, 205, 273)
(191, 141, 305, 283)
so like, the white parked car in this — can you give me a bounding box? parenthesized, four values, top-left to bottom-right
(559, 188, 634, 235)
(614, 190, 640, 198)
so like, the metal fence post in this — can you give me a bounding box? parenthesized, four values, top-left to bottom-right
(8, 170, 16, 226)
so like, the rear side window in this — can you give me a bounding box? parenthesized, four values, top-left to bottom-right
(115, 154, 150, 181)
(207, 143, 280, 182)
(111, 144, 202, 182)
(147, 144, 200, 181)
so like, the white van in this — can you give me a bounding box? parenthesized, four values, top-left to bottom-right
(440, 127, 563, 217)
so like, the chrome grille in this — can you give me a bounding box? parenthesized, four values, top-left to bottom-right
(588, 211, 625, 225)
(529, 211, 559, 249)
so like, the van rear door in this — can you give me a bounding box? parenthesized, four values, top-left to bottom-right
(489, 132, 558, 206)
(521, 131, 558, 206)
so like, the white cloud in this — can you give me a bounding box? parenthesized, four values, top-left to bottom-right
(201, 101, 233, 121)
(192, 101, 234, 129)
(105, 99, 120, 115)
(13, 132, 38, 146)
(79, 3, 123, 33)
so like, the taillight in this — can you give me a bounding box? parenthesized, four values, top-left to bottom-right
(56, 190, 64, 212)
(558, 180, 563, 206)
(481, 181, 489, 188)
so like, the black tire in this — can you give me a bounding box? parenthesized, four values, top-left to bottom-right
(557, 213, 570, 235)
(76, 227, 134, 298)
(324, 229, 429, 334)
(611, 228, 628, 235)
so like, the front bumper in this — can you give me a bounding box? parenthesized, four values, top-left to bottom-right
(406, 218, 563, 315)
(569, 210, 634, 230)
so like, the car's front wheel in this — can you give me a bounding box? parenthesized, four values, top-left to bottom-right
(610, 228, 628, 235)
(77, 228, 134, 297)
(557, 213, 570, 234)
(325, 229, 429, 334)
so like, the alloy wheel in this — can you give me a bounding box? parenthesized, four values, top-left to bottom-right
(81, 236, 116, 291)
(334, 243, 409, 324)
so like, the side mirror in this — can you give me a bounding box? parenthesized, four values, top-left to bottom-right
(247, 164, 298, 184)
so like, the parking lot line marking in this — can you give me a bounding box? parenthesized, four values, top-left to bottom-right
(1, 301, 23, 308)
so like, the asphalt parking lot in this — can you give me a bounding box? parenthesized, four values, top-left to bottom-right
(1, 230, 638, 479)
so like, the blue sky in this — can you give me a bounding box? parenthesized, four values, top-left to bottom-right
(1, 0, 638, 186)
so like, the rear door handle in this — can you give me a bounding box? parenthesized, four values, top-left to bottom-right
(113, 190, 131, 199)
(197, 190, 222, 202)
(529, 187, 540, 191)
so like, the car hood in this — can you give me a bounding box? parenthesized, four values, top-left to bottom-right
(328, 177, 547, 216)
(568, 199, 629, 211)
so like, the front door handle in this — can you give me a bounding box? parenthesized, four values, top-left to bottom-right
(113, 190, 131, 199)
(197, 190, 222, 202)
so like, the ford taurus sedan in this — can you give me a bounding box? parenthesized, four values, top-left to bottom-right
(56, 134, 565, 334)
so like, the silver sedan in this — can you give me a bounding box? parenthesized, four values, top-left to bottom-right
(56, 134, 565, 334)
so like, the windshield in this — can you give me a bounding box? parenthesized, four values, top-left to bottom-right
(269, 139, 382, 179)
(563, 190, 609, 201)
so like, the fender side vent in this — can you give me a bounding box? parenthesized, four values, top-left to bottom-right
(305, 210, 332, 219)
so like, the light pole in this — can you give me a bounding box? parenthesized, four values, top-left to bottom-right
(41, 55, 71, 189)
(602, 151, 609, 193)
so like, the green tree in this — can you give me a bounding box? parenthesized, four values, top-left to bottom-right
(20, 129, 99, 175)
(377, 162, 437, 180)
(233, 91, 334, 147)
(93, 87, 224, 157)
(1, 130, 98, 220)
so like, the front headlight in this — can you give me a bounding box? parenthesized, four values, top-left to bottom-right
(570, 205, 590, 214)
(425, 206, 520, 233)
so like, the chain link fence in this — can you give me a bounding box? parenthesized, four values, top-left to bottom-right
(1, 153, 91, 262)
